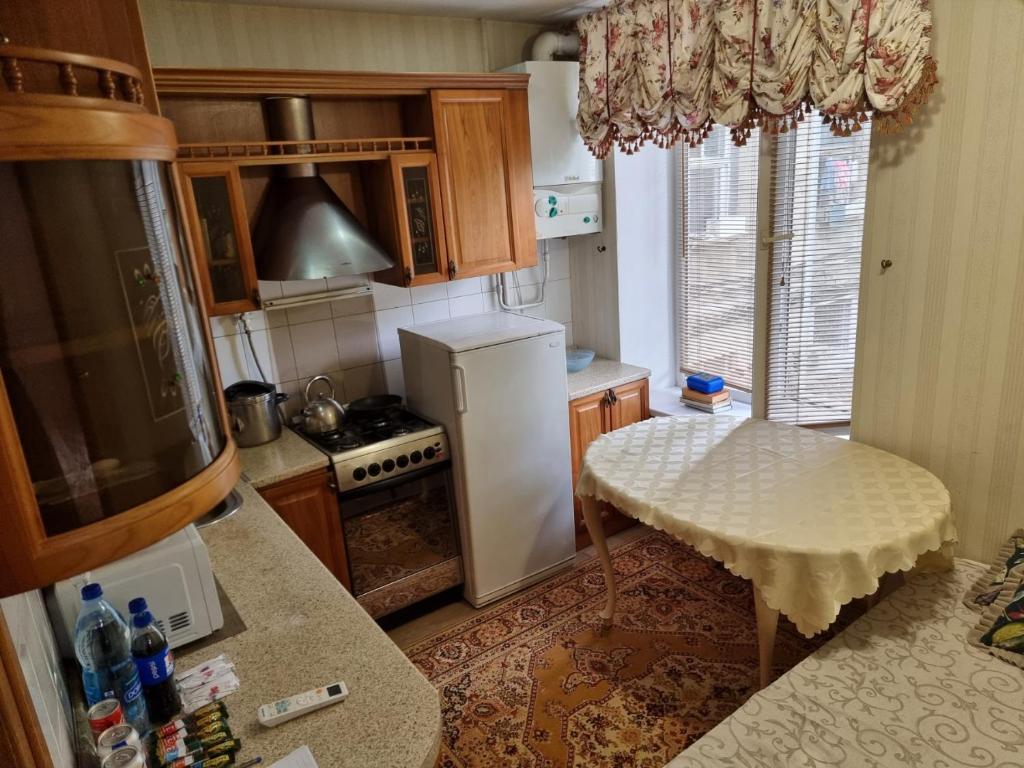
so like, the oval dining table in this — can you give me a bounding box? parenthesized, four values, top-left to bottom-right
(575, 415, 956, 688)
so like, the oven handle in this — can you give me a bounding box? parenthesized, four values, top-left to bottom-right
(337, 459, 452, 502)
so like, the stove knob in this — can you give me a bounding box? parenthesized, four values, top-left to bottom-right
(382, 459, 395, 473)
(423, 446, 436, 460)
(397, 455, 409, 468)
(368, 463, 382, 477)
(410, 450, 422, 464)
(353, 467, 367, 481)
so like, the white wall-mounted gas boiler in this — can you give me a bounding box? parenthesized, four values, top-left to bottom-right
(502, 59, 603, 240)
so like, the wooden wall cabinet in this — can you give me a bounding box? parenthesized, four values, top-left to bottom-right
(154, 70, 538, 299)
(374, 152, 449, 287)
(178, 162, 260, 316)
(259, 470, 351, 591)
(569, 378, 650, 550)
(431, 89, 537, 280)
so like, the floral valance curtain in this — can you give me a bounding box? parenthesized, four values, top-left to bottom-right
(577, 0, 938, 157)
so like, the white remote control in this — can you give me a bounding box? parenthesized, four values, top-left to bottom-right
(257, 681, 349, 727)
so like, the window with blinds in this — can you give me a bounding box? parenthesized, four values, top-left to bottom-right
(678, 129, 761, 391)
(677, 120, 870, 424)
(765, 122, 871, 425)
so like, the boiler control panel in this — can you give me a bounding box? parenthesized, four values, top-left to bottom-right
(533, 183, 602, 239)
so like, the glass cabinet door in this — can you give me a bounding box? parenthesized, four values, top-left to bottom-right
(390, 153, 447, 286)
(179, 162, 259, 315)
(0, 159, 227, 538)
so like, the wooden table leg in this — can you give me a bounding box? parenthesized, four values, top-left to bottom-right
(581, 495, 616, 624)
(753, 586, 779, 690)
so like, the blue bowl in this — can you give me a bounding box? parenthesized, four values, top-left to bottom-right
(566, 348, 596, 373)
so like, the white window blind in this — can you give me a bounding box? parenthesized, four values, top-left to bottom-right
(678, 121, 870, 423)
(766, 121, 871, 425)
(678, 129, 761, 391)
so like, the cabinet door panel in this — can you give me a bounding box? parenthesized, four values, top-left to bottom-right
(376, 152, 448, 287)
(178, 162, 259, 316)
(431, 90, 536, 279)
(568, 391, 610, 549)
(259, 471, 350, 590)
(610, 379, 651, 431)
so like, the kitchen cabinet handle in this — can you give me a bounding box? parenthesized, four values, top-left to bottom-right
(404, 267, 413, 285)
(448, 259, 458, 280)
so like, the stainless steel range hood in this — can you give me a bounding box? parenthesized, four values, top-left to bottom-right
(253, 96, 394, 281)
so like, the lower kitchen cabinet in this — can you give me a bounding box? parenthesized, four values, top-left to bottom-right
(258, 470, 351, 590)
(569, 378, 651, 550)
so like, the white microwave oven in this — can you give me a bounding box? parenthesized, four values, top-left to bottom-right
(49, 524, 223, 656)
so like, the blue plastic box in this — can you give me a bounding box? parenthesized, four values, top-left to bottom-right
(686, 373, 724, 394)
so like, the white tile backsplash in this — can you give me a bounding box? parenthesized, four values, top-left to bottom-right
(210, 241, 574, 402)
(371, 281, 412, 310)
(411, 299, 451, 324)
(446, 275, 481, 298)
(449, 292, 485, 317)
(285, 301, 333, 326)
(410, 282, 449, 304)
(290, 319, 341, 378)
(334, 313, 381, 369)
(375, 305, 415, 361)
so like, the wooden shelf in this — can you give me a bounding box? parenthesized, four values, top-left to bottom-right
(177, 136, 434, 164)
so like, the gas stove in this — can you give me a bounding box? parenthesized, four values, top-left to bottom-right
(296, 405, 448, 493)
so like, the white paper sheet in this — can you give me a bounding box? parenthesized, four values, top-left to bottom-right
(270, 745, 319, 768)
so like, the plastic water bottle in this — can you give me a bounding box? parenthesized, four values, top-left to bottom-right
(129, 597, 182, 725)
(73, 583, 148, 734)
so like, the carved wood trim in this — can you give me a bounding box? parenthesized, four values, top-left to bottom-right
(154, 67, 530, 96)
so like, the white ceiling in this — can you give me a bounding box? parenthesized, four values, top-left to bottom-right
(194, 0, 607, 23)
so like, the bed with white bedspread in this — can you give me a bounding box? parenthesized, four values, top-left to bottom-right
(669, 559, 1024, 767)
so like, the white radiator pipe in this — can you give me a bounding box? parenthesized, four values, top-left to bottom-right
(531, 31, 580, 61)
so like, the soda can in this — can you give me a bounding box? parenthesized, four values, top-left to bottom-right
(88, 699, 124, 739)
(96, 724, 141, 759)
(101, 744, 148, 768)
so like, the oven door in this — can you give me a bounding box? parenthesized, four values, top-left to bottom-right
(339, 461, 462, 618)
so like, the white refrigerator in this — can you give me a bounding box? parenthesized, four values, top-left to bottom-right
(399, 313, 575, 606)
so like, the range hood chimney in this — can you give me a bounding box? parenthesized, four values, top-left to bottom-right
(253, 96, 394, 281)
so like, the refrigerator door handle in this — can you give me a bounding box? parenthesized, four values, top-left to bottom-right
(452, 364, 468, 414)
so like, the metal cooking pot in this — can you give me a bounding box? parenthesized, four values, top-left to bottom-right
(302, 374, 347, 435)
(224, 381, 288, 448)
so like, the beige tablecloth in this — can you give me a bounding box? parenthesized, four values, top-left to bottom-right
(670, 560, 1024, 767)
(576, 416, 955, 636)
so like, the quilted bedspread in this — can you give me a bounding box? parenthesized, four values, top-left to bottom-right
(668, 559, 1024, 767)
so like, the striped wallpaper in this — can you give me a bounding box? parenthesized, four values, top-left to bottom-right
(138, 0, 542, 72)
(852, 0, 1024, 563)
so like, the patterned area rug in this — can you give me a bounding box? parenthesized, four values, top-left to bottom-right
(407, 530, 840, 768)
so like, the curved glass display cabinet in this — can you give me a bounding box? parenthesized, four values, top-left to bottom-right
(0, 45, 240, 595)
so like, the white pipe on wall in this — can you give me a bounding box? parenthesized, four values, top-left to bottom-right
(531, 31, 580, 61)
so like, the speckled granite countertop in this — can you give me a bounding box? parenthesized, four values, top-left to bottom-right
(238, 428, 329, 488)
(177, 481, 441, 768)
(567, 358, 651, 401)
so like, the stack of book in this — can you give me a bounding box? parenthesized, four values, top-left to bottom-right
(681, 372, 732, 413)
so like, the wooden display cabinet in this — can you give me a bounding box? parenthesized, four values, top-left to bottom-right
(259, 469, 351, 590)
(0, 44, 241, 598)
(178, 162, 261, 315)
(569, 378, 651, 550)
(381, 152, 448, 287)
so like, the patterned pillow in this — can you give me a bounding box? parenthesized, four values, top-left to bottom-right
(969, 575, 1024, 670)
(963, 530, 1024, 611)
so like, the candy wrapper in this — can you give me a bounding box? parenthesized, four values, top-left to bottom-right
(176, 654, 240, 713)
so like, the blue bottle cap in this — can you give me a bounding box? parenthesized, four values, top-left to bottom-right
(128, 597, 147, 614)
(132, 610, 153, 628)
(81, 583, 102, 600)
